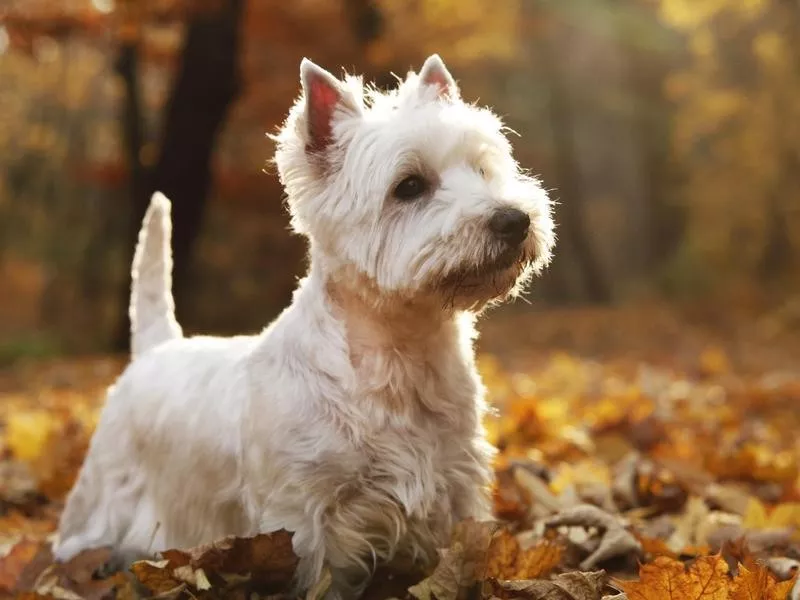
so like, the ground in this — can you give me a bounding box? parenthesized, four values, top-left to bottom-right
(1, 303, 799, 599)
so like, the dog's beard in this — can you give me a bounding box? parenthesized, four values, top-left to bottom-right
(438, 244, 534, 311)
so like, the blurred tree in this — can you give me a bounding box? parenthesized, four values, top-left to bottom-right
(662, 0, 800, 285)
(531, 1, 611, 302)
(619, 0, 686, 271)
(111, 0, 245, 350)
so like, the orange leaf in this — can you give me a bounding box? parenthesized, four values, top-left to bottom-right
(0, 539, 43, 593)
(731, 564, 797, 600)
(616, 555, 729, 600)
(485, 529, 562, 580)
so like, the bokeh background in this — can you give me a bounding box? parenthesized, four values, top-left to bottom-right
(1, 0, 799, 359)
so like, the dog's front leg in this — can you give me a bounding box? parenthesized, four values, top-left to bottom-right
(446, 442, 495, 523)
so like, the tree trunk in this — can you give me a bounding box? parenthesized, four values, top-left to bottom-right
(538, 23, 612, 303)
(758, 0, 800, 281)
(620, 2, 685, 271)
(112, 0, 245, 351)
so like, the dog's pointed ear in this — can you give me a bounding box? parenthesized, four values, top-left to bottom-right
(419, 54, 459, 99)
(300, 58, 360, 153)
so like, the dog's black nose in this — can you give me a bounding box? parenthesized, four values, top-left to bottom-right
(489, 208, 530, 246)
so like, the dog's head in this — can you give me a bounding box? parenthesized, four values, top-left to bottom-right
(274, 55, 555, 312)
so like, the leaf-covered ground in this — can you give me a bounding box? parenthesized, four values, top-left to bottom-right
(1, 304, 799, 599)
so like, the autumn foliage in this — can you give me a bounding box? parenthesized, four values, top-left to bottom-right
(1, 306, 799, 599)
(1, 0, 800, 597)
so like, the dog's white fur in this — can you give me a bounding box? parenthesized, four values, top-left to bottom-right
(54, 55, 555, 597)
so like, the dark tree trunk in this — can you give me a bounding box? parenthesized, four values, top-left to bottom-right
(344, 0, 394, 88)
(112, 0, 245, 351)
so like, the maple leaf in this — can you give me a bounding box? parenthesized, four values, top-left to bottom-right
(616, 555, 730, 600)
(485, 528, 563, 580)
(731, 563, 797, 600)
(744, 498, 800, 534)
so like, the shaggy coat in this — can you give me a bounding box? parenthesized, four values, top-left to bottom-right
(54, 55, 555, 598)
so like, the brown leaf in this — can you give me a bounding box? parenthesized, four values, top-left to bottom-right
(0, 539, 43, 593)
(165, 530, 298, 587)
(130, 559, 185, 597)
(490, 570, 608, 600)
(407, 544, 469, 600)
(133, 531, 298, 596)
(408, 520, 498, 600)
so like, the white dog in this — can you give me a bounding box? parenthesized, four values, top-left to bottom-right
(54, 55, 554, 598)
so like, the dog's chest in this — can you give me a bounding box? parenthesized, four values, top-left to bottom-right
(346, 346, 478, 518)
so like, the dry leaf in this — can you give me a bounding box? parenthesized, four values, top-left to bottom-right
(490, 570, 608, 600)
(407, 544, 469, 600)
(731, 563, 797, 600)
(546, 504, 642, 569)
(130, 559, 184, 596)
(764, 557, 800, 580)
(486, 528, 563, 580)
(408, 520, 498, 600)
(0, 539, 41, 592)
(616, 555, 729, 600)
(159, 530, 299, 590)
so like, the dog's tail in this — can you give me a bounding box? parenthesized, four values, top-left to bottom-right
(130, 192, 183, 357)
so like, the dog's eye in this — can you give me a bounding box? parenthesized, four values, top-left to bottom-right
(479, 167, 486, 178)
(393, 175, 428, 201)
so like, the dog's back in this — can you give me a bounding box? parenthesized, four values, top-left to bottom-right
(55, 192, 260, 561)
(55, 333, 259, 562)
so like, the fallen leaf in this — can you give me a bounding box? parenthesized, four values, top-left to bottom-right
(731, 563, 797, 600)
(131, 559, 184, 596)
(486, 528, 562, 580)
(490, 570, 608, 600)
(157, 530, 299, 592)
(408, 520, 498, 600)
(615, 555, 729, 600)
(408, 543, 469, 600)
(764, 556, 800, 580)
(546, 504, 642, 569)
(0, 539, 41, 592)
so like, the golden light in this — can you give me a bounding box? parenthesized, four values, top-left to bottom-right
(91, 0, 114, 14)
(0, 26, 9, 56)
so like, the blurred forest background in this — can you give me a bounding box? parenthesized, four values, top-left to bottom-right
(1, 0, 799, 357)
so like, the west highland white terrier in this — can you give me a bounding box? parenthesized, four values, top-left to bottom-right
(54, 55, 555, 598)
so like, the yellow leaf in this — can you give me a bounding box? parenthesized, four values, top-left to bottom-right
(743, 497, 769, 529)
(753, 32, 784, 65)
(5, 409, 56, 462)
(766, 502, 800, 530)
(699, 346, 730, 377)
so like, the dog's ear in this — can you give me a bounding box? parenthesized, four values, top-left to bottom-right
(419, 54, 459, 99)
(300, 58, 361, 153)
